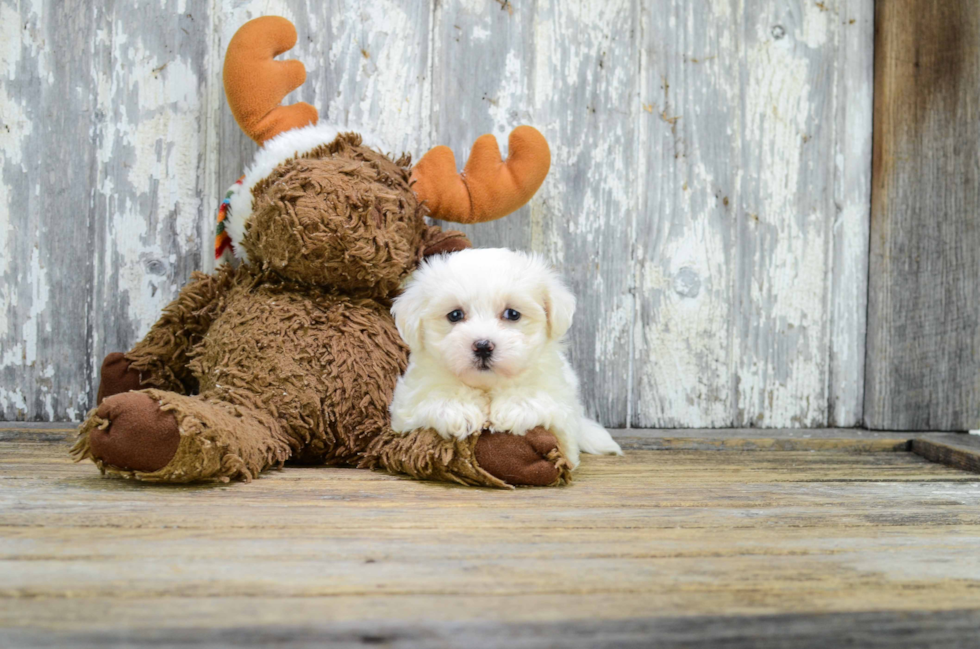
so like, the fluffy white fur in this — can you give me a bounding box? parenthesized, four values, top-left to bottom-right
(389, 248, 622, 468)
(225, 122, 387, 262)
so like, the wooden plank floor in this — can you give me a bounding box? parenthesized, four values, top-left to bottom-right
(3, 426, 980, 648)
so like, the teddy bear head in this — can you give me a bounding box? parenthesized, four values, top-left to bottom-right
(217, 17, 551, 296)
(228, 127, 427, 295)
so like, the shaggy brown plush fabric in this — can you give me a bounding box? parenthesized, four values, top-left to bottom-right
(358, 427, 572, 490)
(125, 264, 241, 395)
(184, 266, 409, 466)
(74, 131, 571, 487)
(361, 428, 509, 489)
(243, 134, 425, 297)
(73, 388, 291, 483)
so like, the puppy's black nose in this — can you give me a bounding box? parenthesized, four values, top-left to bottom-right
(472, 340, 495, 359)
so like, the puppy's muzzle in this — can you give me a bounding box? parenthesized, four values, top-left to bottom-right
(472, 340, 495, 366)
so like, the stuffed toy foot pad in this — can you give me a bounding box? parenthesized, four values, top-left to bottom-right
(97, 352, 143, 404)
(474, 427, 571, 487)
(88, 392, 181, 472)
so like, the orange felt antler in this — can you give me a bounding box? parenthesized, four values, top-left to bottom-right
(223, 16, 318, 145)
(411, 126, 551, 224)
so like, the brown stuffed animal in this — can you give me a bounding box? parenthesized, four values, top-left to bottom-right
(71, 16, 568, 488)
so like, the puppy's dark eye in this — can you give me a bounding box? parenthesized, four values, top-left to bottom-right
(502, 308, 521, 322)
(447, 309, 465, 323)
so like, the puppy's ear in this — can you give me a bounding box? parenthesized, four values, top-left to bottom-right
(541, 271, 576, 340)
(391, 286, 425, 351)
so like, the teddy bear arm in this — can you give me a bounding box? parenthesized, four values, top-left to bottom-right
(360, 426, 571, 488)
(121, 266, 239, 395)
(360, 427, 509, 489)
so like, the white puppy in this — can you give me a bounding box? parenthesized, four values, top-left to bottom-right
(389, 248, 622, 468)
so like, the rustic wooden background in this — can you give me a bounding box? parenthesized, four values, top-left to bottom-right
(0, 0, 914, 429)
(865, 1, 980, 431)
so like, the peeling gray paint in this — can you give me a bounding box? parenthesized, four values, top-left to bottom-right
(0, 0, 872, 426)
(633, 0, 871, 428)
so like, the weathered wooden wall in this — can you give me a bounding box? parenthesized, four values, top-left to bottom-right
(0, 0, 874, 427)
(865, 0, 980, 431)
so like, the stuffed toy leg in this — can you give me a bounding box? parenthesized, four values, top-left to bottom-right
(74, 390, 291, 483)
(74, 388, 569, 487)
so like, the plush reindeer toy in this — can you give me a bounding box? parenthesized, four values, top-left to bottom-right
(72, 16, 567, 488)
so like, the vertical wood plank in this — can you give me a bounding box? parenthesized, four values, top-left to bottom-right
(634, 0, 872, 428)
(865, 1, 980, 430)
(87, 0, 215, 409)
(427, 0, 535, 253)
(430, 0, 638, 427)
(0, 0, 97, 420)
(633, 0, 741, 427)
(732, 0, 846, 428)
(534, 0, 638, 428)
(828, 0, 873, 427)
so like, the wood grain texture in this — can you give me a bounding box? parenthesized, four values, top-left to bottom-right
(88, 0, 215, 396)
(3, 435, 980, 646)
(912, 434, 980, 474)
(1, 1, 874, 427)
(0, 0, 99, 421)
(829, 0, 873, 426)
(615, 428, 911, 452)
(0, 0, 215, 420)
(428, 1, 638, 426)
(865, 1, 980, 431)
(6, 610, 980, 649)
(634, 0, 873, 428)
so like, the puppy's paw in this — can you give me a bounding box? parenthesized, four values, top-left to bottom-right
(433, 401, 487, 440)
(488, 398, 549, 436)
